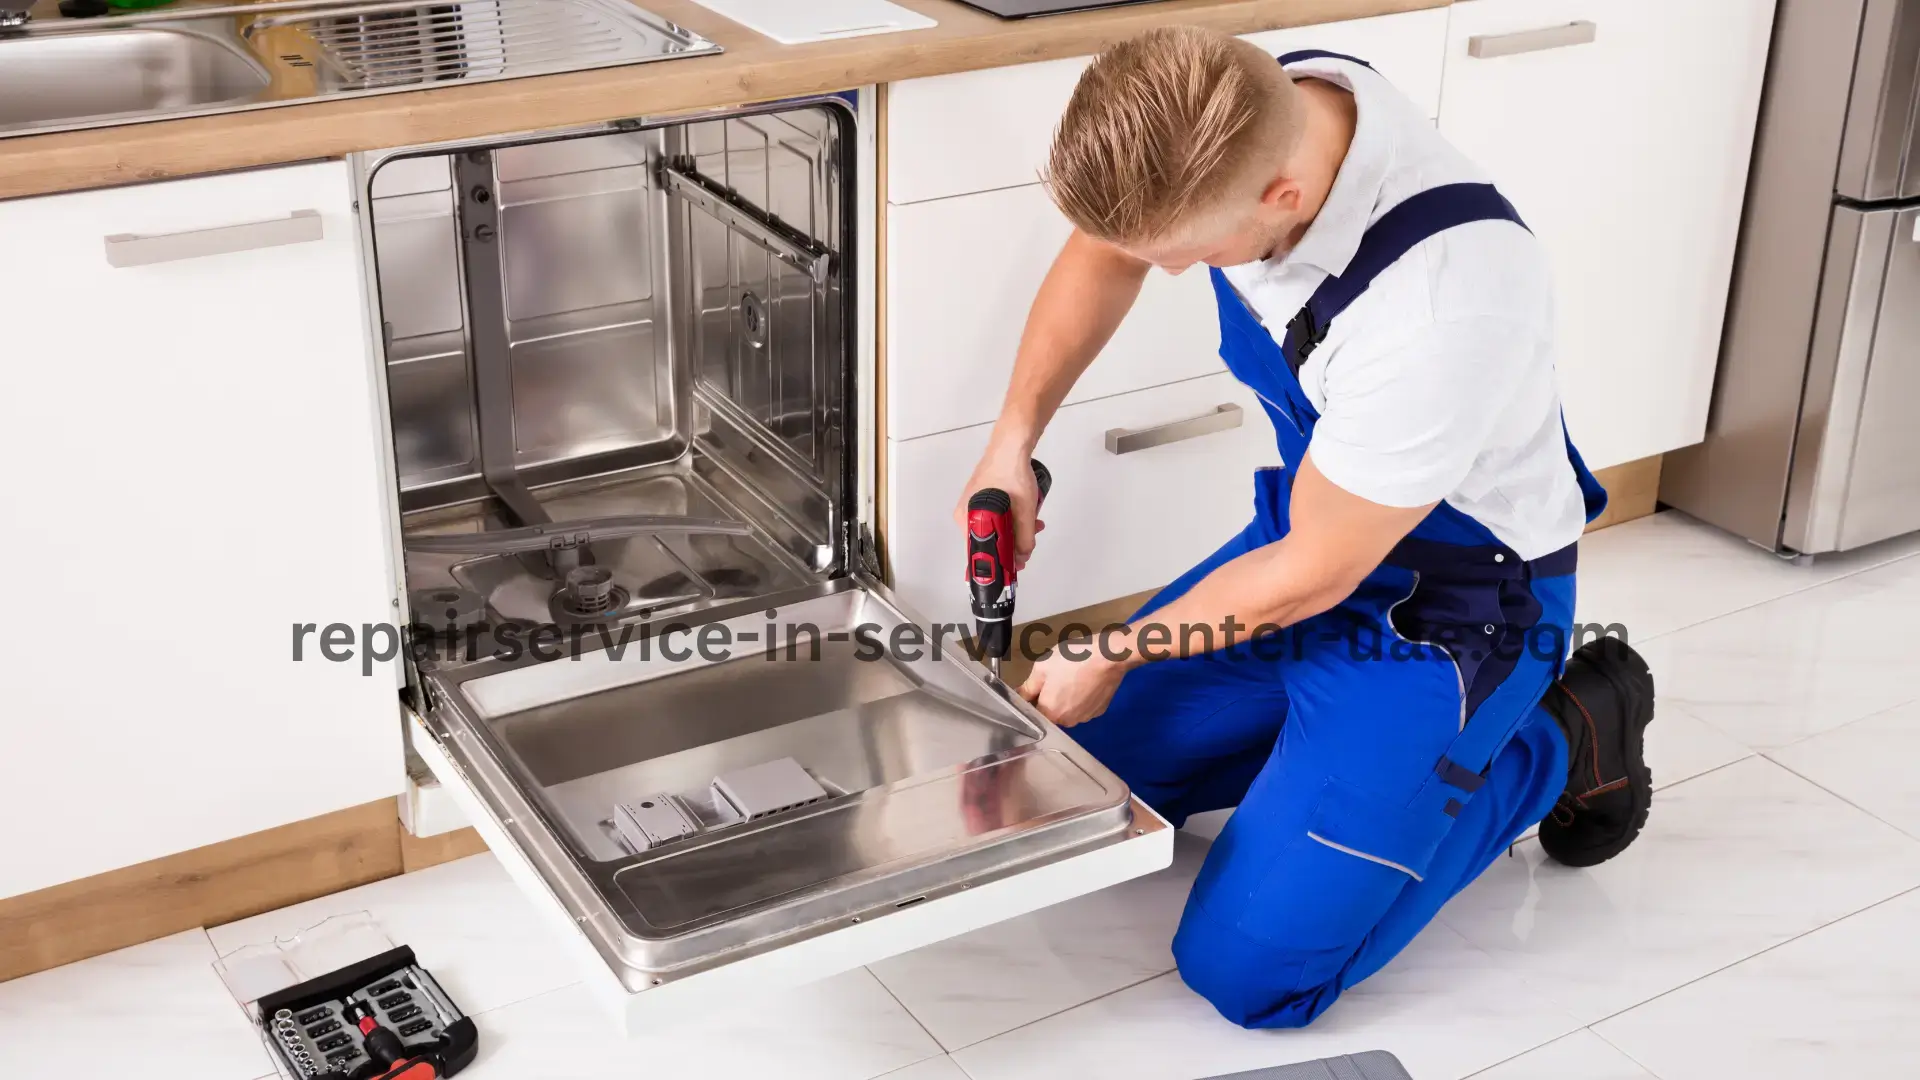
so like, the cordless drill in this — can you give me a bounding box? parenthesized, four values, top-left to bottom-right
(966, 458, 1051, 677)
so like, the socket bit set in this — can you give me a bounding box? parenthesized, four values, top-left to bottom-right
(255, 946, 477, 1079)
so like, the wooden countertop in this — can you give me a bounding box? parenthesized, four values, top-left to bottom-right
(0, 0, 1444, 201)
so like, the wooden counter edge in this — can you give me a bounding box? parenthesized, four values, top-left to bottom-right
(0, 0, 1446, 201)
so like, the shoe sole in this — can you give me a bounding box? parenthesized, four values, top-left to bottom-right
(1550, 640, 1656, 868)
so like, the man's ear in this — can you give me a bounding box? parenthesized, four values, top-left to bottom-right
(1259, 174, 1303, 216)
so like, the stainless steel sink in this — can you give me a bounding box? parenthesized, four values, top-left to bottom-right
(0, 0, 720, 139)
(0, 27, 269, 132)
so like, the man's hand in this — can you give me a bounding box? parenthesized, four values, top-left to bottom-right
(1017, 645, 1129, 727)
(952, 444, 1047, 571)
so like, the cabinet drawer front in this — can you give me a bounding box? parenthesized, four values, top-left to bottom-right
(1438, 0, 1775, 469)
(886, 182, 1222, 440)
(885, 7, 1450, 205)
(889, 372, 1279, 629)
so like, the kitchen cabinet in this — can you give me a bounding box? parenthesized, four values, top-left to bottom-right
(885, 7, 1452, 205)
(1438, 0, 1777, 470)
(890, 374, 1279, 629)
(0, 162, 404, 899)
(886, 184, 1221, 440)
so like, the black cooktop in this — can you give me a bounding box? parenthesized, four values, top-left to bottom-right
(952, 0, 1161, 17)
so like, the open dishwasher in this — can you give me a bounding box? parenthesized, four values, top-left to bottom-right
(355, 96, 1171, 1031)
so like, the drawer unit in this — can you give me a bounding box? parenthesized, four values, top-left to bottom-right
(886, 182, 1221, 440)
(359, 97, 1173, 1033)
(884, 7, 1451, 205)
(888, 372, 1280, 628)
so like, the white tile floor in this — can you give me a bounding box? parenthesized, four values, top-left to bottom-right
(5, 510, 1920, 1080)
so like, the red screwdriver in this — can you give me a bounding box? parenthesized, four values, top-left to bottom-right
(342, 999, 439, 1080)
(966, 458, 1051, 677)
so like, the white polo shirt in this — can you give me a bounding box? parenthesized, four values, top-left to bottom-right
(1220, 56, 1588, 560)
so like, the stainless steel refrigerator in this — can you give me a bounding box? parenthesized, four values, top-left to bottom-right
(1664, 0, 1920, 557)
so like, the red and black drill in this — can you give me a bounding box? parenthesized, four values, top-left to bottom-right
(966, 458, 1051, 677)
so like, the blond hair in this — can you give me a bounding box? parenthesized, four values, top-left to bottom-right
(1045, 26, 1302, 244)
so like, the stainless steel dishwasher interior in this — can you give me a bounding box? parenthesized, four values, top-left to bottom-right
(378, 108, 849, 619)
(367, 101, 1139, 986)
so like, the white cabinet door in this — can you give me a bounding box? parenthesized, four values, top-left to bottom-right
(1439, 0, 1776, 469)
(887, 183, 1222, 440)
(0, 162, 402, 898)
(889, 372, 1279, 629)
(886, 7, 1451, 205)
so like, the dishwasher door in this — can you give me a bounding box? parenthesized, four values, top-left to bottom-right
(368, 96, 1171, 1032)
(410, 575, 1171, 1033)
(1784, 204, 1920, 552)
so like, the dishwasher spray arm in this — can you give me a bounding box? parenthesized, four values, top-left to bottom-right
(403, 514, 754, 577)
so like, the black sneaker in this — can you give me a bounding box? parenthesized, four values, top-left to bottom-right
(1539, 637, 1655, 867)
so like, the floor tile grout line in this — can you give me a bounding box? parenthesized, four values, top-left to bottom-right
(1442, 928, 1591, 1078)
(467, 978, 580, 1018)
(1579, 882, 1920, 1031)
(1617, 543, 1920, 646)
(1664, 687, 1920, 764)
(1442, 758, 1912, 1038)
(864, 964, 948, 1061)
(1762, 749, 1920, 844)
(1663, 702, 1781, 762)
(1587, 1023, 1677, 1080)
(951, 1048, 991, 1080)
(1763, 694, 1920, 754)
(870, 1049, 954, 1080)
(1643, 750, 1767, 795)
(1462, 1028, 1603, 1080)
(940, 964, 1180, 1057)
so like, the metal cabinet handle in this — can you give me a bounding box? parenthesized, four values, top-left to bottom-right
(1467, 20, 1597, 60)
(1105, 403, 1244, 455)
(104, 209, 324, 268)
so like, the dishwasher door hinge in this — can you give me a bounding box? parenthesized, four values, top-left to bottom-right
(856, 522, 885, 581)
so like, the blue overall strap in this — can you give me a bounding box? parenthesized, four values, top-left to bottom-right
(1283, 183, 1528, 375)
(1276, 49, 1374, 69)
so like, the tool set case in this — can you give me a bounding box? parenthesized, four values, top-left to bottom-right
(257, 945, 476, 1079)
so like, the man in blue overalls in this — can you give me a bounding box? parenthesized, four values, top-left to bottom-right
(954, 27, 1657, 1028)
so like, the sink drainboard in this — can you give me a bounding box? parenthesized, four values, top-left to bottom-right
(0, 0, 718, 139)
(253, 0, 694, 89)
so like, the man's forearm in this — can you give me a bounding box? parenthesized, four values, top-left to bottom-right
(1115, 538, 1356, 665)
(987, 231, 1149, 454)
